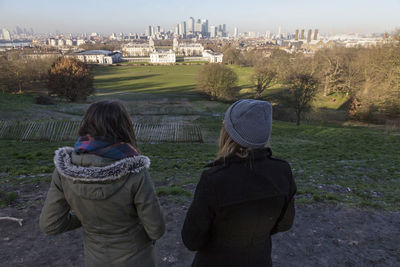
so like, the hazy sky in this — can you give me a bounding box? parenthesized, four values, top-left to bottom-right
(0, 0, 399, 34)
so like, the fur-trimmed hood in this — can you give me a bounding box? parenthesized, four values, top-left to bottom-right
(54, 147, 150, 184)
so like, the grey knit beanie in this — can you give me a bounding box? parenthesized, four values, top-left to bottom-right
(224, 99, 272, 148)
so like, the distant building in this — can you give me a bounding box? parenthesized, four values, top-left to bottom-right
(307, 29, 312, 43)
(122, 39, 155, 57)
(234, 27, 238, 38)
(313, 29, 319, 40)
(48, 38, 57, 46)
(202, 50, 223, 63)
(1, 28, 11, 40)
(57, 39, 65, 47)
(173, 38, 204, 56)
(188, 17, 195, 33)
(295, 29, 299, 40)
(300, 29, 305, 40)
(65, 39, 73, 46)
(210, 26, 217, 38)
(76, 39, 86, 46)
(72, 50, 122, 64)
(150, 50, 176, 64)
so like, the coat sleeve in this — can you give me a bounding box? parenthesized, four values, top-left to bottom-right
(133, 170, 165, 240)
(181, 171, 215, 251)
(39, 170, 81, 235)
(271, 166, 297, 235)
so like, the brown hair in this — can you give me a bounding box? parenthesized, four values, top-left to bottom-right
(217, 123, 249, 160)
(78, 100, 138, 148)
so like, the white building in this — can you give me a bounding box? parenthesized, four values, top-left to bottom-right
(57, 39, 65, 47)
(65, 39, 73, 46)
(76, 39, 86, 46)
(72, 50, 122, 64)
(1, 28, 11, 40)
(150, 50, 176, 64)
(122, 38, 155, 57)
(203, 50, 223, 63)
(173, 38, 204, 56)
(48, 38, 57, 46)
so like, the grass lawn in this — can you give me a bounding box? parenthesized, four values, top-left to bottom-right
(93, 64, 260, 101)
(93, 64, 203, 100)
(1, 119, 399, 210)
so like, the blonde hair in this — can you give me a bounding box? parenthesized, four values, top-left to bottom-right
(217, 124, 250, 160)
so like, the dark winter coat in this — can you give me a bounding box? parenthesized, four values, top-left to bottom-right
(39, 147, 165, 267)
(181, 148, 296, 267)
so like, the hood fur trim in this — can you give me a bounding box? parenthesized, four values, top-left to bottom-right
(54, 147, 150, 183)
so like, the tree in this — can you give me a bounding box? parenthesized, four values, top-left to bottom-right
(315, 48, 362, 96)
(223, 46, 241, 65)
(197, 64, 238, 101)
(47, 57, 94, 102)
(251, 60, 277, 99)
(284, 73, 318, 125)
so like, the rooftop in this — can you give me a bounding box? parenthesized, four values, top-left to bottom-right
(75, 50, 115, 56)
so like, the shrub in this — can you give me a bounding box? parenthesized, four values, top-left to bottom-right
(35, 95, 55, 105)
(47, 57, 94, 102)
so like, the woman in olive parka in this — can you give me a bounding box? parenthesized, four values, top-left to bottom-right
(40, 100, 165, 267)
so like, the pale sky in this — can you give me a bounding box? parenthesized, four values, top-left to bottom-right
(0, 0, 399, 34)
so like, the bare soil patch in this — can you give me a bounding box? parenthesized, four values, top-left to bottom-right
(0, 183, 399, 267)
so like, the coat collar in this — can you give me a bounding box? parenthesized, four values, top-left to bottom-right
(205, 147, 272, 168)
(54, 147, 150, 183)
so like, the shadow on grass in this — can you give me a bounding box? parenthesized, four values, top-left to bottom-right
(95, 74, 161, 82)
(94, 84, 201, 101)
(95, 81, 162, 93)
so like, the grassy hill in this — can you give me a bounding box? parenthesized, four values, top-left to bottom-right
(1, 63, 398, 210)
(1, 119, 399, 209)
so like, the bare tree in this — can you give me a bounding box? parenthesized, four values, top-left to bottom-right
(284, 73, 319, 126)
(251, 60, 277, 99)
(197, 64, 238, 101)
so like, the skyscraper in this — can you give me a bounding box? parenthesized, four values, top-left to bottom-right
(295, 29, 299, 40)
(307, 29, 312, 43)
(234, 27, 238, 38)
(182, 21, 187, 36)
(300, 29, 305, 40)
(195, 19, 202, 32)
(188, 17, 194, 33)
(201, 19, 208, 35)
(210, 26, 217, 38)
(145, 25, 152, 36)
(313, 29, 319, 40)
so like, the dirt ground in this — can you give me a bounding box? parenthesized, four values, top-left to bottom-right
(0, 183, 399, 267)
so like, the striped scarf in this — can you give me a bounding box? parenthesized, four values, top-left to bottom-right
(74, 135, 138, 160)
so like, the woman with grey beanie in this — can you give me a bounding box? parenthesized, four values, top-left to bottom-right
(181, 99, 297, 267)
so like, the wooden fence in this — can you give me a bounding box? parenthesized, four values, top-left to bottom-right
(0, 120, 203, 143)
(385, 119, 400, 132)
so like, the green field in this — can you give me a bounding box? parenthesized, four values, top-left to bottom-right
(0, 64, 349, 119)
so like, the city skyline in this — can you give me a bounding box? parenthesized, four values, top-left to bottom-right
(0, 0, 399, 35)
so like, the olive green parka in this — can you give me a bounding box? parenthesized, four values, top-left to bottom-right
(39, 147, 165, 267)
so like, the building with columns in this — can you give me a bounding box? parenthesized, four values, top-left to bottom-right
(150, 50, 176, 64)
(202, 50, 223, 63)
(172, 38, 204, 56)
(72, 50, 122, 64)
(122, 38, 155, 57)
